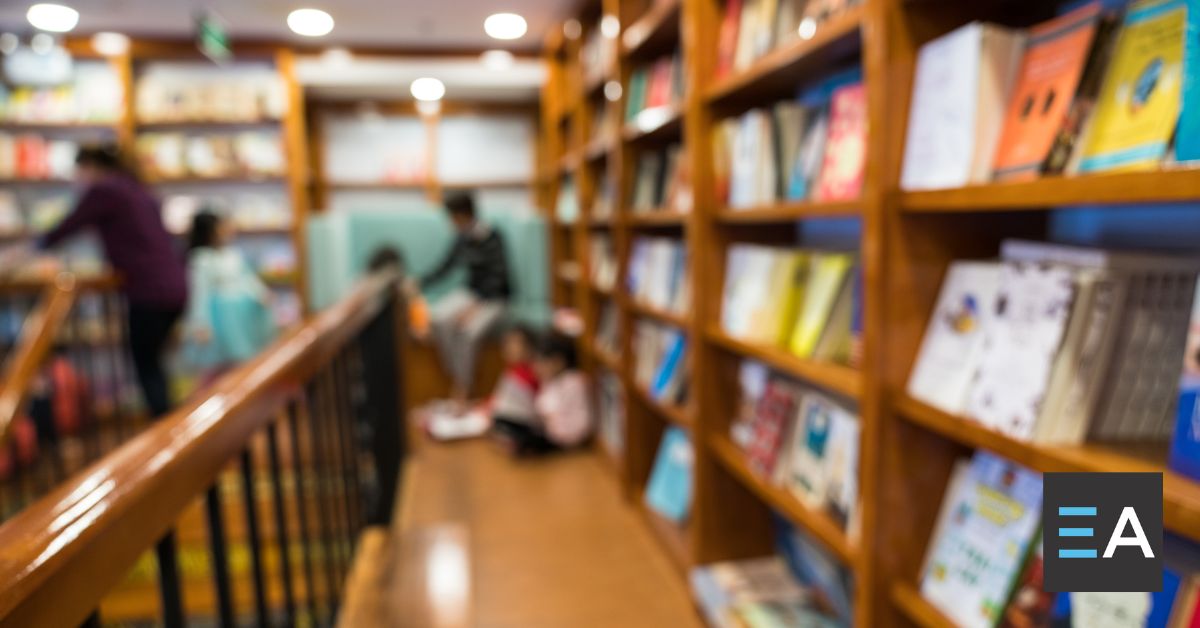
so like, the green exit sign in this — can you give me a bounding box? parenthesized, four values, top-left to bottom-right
(195, 11, 231, 63)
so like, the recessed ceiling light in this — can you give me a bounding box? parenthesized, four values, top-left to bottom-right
(0, 33, 18, 55)
(91, 31, 129, 56)
(288, 8, 334, 37)
(322, 46, 352, 65)
(600, 15, 620, 39)
(410, 77, 445, 101)
(481, 49, 514, 70)
(30, 32, 54, 54)
(485, 13, 527, 40)
(798, 17, 817, 40)
(26, 3, 79, 33)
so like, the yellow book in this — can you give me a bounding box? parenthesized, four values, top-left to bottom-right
(788, 252, 854, 359)
(748, 251, 808, 347)
(1077, 0, 1187, 173)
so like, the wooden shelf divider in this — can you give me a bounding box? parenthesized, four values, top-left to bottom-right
(901, 169, 1200, 212)
(706, 328, 863, 401)
(890, 582, 955, 628)
(715, 199, 861, 223)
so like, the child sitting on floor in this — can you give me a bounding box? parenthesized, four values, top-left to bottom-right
(493, 331, 592, 456)
(425, 325, 539, 441)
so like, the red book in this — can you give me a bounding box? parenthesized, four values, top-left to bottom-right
(814, 83, 866, 202)
(646, 57, 673, 108)
(716, 0, 743, 78)
(745, 379, 797, 477)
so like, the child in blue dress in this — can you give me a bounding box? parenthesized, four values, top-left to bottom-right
(184, 210, 276, 378)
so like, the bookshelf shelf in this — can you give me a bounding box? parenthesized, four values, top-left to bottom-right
(0, 178, 73, 186)
(621, 104, 684, 143)
(0, 121, 118, 132)
(894, 393, 1200, 544)
(589, 281, 614, 297)
(148, 175, 288, 185)
(900, 169, 1200, 212)
(638, 501, 691, 573)
(629, 300, 690, 328)
(593, 344, 620, 371)
(135, 118, 282, 130)
(709, 435, 857, 564)
(587, 214, 615, 228)
(633, 383, 692, 428)
(556, 265, 582, 283)
(891, 582, 955, 628)
(705, 6, 865, 107)
(706, 328, 863, 401)
(621, 0, 681, 59)
(584, 136, 616, 162)
(626, 211, 689, 227)
(715, 199, 861, 223)
(326, 180, 428, 190)
(443, 178, 530, 190)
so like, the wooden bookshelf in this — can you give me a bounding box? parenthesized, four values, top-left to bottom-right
(147, 175, 289, 185)
(628, 300, 690, 328)
(621, 0, 681, 58)
(632, 383, 693, 428)
(708, 435, 857, 563)
(890, 582, 955, 628)
(900, 169, 1200, 211)
(638, 501, 692, 573)
(621, 104, 684, 143)
(894, 393, 1200, 545)
(626, 210, 689, 227)
(715, 199, 861, 223)
(0, 121, 119, 132)
(706, 328, 863, 401)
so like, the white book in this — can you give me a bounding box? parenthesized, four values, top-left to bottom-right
(965, 261, 1076, 440)
(783, 391, 839, 507)
(907, 261, 1002, 415)
(900, 22, 1024, 190)
(824, 407, 860, 529)
(729, 110, 766, 208)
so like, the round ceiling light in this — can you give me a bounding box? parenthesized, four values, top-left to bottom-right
(481, 49, 514, 70)
(91, 31, 129, 56)
(410, 77, 445, 101)
(288, 8, 334, 37)
(484, 12, 527, 40)
(600, 15, 620, 39)
(26, 3, 79, 33)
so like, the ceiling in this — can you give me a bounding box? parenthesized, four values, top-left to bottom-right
(0, 0, 574, 50)
(297, 53, 546, 102)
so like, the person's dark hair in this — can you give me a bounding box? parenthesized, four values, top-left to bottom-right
(76, 143, 138, 179)
(444, 191, 477, 220)
(536, 330, 579, 370)
(504, 323, 537, 349)
(368, 246, 406, 273)
(188, 211, 222, 252)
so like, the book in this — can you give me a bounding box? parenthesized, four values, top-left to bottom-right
(1178, 0, 1200, 162)
(965, 260, 1076, 440)
(992, 2, 1104, 182)
(787, 107, 830, 200)
(651, 330, 688, 401)
(716, 0, 745, 79)
(1000, 531, 1057, 628)
(901, 22, 1025, 190)
(811, 260, 857, 364)
(920, 451, 1042, 628)
(781, 391, 859, 521)
(788, 252, 854, 359)
(814, 82, 866, 201)
(732, 360, 771, 448)
(690, 556, 811, 628)
(645, 426, 694, 523)
(776, 518, 855, 624)
(1077, 0, 1188, 173)
(1172, 278, 1200, 481)
(748, 251, 807, 347)
(745, 378, 800, 477)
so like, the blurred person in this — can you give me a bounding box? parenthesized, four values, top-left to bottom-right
(3, 144, 187, 418)
(421, 191, 512, 404)
(183, 210, 276, 380)
(368, 246, 430, 339)
(492, 330, 592, 456)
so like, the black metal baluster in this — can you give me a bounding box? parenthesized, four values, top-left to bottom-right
(266, 420, 297, 626)
(155, 532, 185, 628)
(305, 379, 340, 618)
(79, 610, 102, 628)
(319, 368, 353, 574)
(357, 296, 405, 527)
(287, 400, 321, 624)
(240, 447, 270, 627)
(204, 483, 236, 628)
(104, 294, 126, 445)
(334, 355, 364, 537)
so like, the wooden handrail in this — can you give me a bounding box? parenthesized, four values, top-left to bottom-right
(0, 273, 79, 449)
(0, 270, 400, 628)
(0, 273, 119, 295)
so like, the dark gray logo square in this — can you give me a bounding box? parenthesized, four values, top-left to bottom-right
(1043, 472, 1162, 592)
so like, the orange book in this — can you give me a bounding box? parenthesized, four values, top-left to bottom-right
(716, 0, 743, 78)
(991, 2, 1102, 182)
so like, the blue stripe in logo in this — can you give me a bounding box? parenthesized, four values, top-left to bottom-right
(1058, 528, 1094, 537)
(1058, 506, 1097, 516)
(1058, 549, 1099, 559)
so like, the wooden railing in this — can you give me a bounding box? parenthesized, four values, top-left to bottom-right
(0, 274, 78, 444)
(0, 271, 407, 627)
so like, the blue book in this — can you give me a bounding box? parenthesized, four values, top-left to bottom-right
(774, 516, 853, 626)
(651, 331, 687, 401)
(645, 427, 694, 523)
(1177, 0, 1200, 161)
(1172, 280, 1200, 481)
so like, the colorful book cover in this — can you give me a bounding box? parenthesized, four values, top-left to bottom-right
(716, 0, 744, 78)
(1177, 0, 1200, 161)
(1078, 0, 1188, 173)
(786, 107, 829, 200)
(788, 252, 854, 358)
(745, 379, 798, 477)
(992, 2, 1103, 181)
(775, 516, 855, 625)
(814, 83, 866, 201)
(645, 426, 694, 523)
(920, 451, 1042, 628)
(1065, 568, 1183, 628)
(651, 330, 687, 401)
(783, 392, 836, 506)
(1171, 278, 1200, 481)
(1000, 531, 1059, 628)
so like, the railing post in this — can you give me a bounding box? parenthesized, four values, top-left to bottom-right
(240, 448, 270, 627)
(287, 399, 321, 624)
(357, 287, 406, 526)
(155, 532, 185, 628)
(204, 484, 236, 627)
(266, 420, 297, 626)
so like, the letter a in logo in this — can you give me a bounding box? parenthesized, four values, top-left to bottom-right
(1103, 506, 1155, 558)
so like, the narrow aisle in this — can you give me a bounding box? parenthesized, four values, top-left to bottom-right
(399, 439, 701, 628)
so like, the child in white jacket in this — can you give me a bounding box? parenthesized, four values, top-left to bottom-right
(493, 331, 592, 456)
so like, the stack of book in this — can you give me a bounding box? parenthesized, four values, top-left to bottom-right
(721, 245, 861, 367)
(919, 451, 1200, 627)
(630, 144, 691, 214)
(0, 134, 78, 180)
(161, 193, 292, 235)
(627, 237, 689, 314)
(633, 321, 689, 407)
(902, 0, 1200, 189)
(907, 239, 1200, 448)
(715, 72, 865, 207)
(691, 556, 822, 628)
(645, 426, 693, 523)
(715, 0, 862, 79)
(135, 132, 286, 180)
(589, 234, 617, 291)
(136, 74, 287, 123)
(731, 360, 860, 529)
(0, 62, 123, 123)
(597, 371, 625, 456)
(625, 49, 685, 123)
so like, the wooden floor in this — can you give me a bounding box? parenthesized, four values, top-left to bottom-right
(392, 438, 702, 628)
